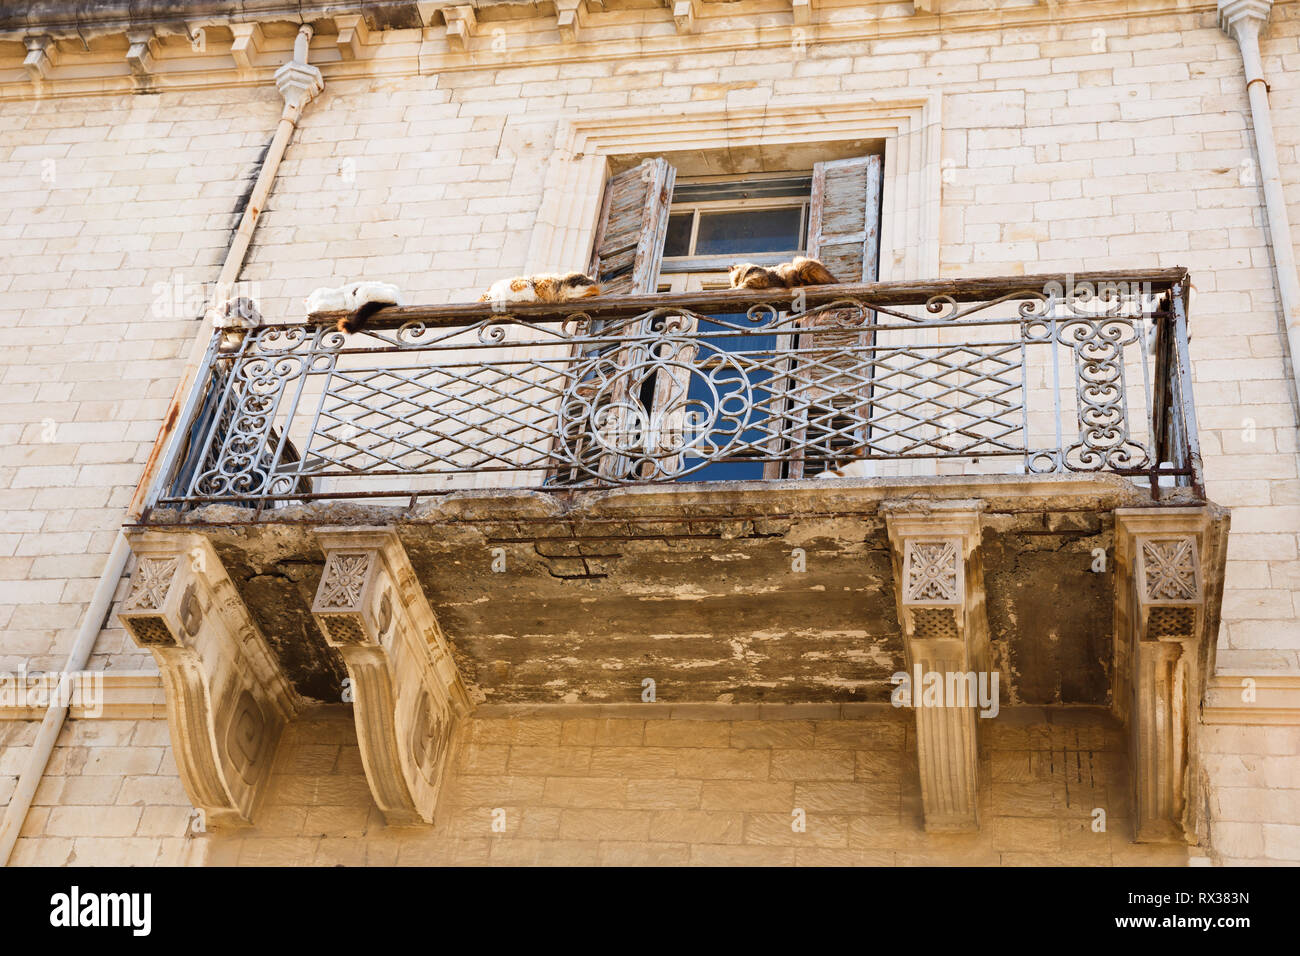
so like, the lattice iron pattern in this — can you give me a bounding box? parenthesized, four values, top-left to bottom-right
(156, 279, 1200, 508)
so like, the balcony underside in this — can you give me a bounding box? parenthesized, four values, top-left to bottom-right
(136, 472, 1216, 709)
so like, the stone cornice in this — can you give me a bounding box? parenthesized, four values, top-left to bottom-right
(0, 0, 1230, 102)
(0, 671, 166, 719)
(1204, 673, 1300, 724)
(4, 670, 1298, 724)
(0, 1, 436, 35)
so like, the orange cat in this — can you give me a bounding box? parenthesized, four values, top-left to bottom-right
(728, 256, 838, 290)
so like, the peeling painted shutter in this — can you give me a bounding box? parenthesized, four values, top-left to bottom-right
(588, 158, 677, 294)
(807, 154, 883, 283)
(787, 155, 883, 476)
(550, 158, 676, 483)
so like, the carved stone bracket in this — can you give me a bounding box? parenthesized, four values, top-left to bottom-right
(119, 533, 300, 827)
(444, 6, 478, 51)
(228, 23, 264, 79)
(23, 35, 54, 92)
(558, 0, 592, 42)
(1115, 508, 1219, 844)
(334, 15, 373, 60)
(670, 0, 700, 34)
(886, 507, 988, 832)
(125, 29, 158, 90)
(312, 528, 471, 826)
(791, 0, 816, 26)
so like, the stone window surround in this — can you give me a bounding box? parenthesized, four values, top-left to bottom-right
(523, 92, 943, 284)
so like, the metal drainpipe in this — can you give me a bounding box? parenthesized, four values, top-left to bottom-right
(1219, 0, 1300, 410)
(0, 24, 324, 867)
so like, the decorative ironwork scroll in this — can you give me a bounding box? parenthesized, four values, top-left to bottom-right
(154, 272, 1198, 509)
(1057, 317, 1148, 472)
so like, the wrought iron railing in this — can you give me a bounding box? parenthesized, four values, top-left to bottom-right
(148, 268, 1203, 515)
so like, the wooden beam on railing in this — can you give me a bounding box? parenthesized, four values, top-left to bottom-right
(305, 268, 1190, 330)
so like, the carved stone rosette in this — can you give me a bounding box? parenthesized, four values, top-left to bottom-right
(311, 527, 471, 826)
(885, 508, 989, 833)
(1114, 508, 1218, 844)
(120, 533, 300, 826)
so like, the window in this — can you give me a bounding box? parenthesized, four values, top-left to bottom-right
(554, 153, 883, 486)
(656, 175, 814, 481)
(661, 175, 811, 271)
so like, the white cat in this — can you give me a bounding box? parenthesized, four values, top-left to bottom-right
(304, 280, 404, 332)
(816, 458, 877, 479)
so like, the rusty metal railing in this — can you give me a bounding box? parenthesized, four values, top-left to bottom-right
(147, 268, 1203, 515)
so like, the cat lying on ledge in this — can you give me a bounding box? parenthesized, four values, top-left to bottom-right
(728, 256, 838, 290)
(310, 273, 604, 334)
(478, 271, 602, 305)
(314, 258, 836, 335)
(305, 281, 404, 334)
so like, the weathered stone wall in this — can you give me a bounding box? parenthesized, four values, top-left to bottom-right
(2, 2, 1299, 865)
(1, 85, 287, 674)
(1200, 722, 1300, 864)
(8, 707, 1197, 866)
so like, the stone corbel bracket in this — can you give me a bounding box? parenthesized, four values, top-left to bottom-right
(228, 22, 264, 79)
(670, 0, 700, 34)
(119, 533, 300, 827)
(1115, 507, 1226, 844)
(558, 0, 592, 42)
(23, 35, 55, 92)
(125, 29, 158, 91)
(312, 527, 471, 826)
(444, 6, 479, 51)
(791, 0, 815, 27)
(886, 507, 989, 833)
(334, 14, 373, 61)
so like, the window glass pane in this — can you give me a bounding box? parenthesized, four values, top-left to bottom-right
(679, 314, 777, 483)
(662, 213, 693, 257)
(686, 459, 768, 482)
(673, 176, 811, 203)
(693, 207, 803, 256)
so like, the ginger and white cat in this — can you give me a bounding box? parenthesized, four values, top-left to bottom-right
(728, 256, 838, 290)
(816, 458, 877, 479)
(478, 272, 601, 305)
(305, 281, 404, 333)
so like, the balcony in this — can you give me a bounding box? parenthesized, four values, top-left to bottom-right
(120, 269, 1228, 841)
(148, 268, 1206, 507)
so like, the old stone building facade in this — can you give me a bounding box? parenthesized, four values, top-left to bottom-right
(0, 0, 1298, 867)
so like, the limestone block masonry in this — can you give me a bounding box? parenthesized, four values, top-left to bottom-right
(1, 0, 1299, 866)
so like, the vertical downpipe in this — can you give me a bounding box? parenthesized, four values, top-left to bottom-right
(1220, 0, 1300, 412)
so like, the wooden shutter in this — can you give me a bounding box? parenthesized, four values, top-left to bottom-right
(588, 158, 676, 294)
(807, 154, 883, 283)
(550, 159, 675, 484)
(783, 154, 883, 477)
